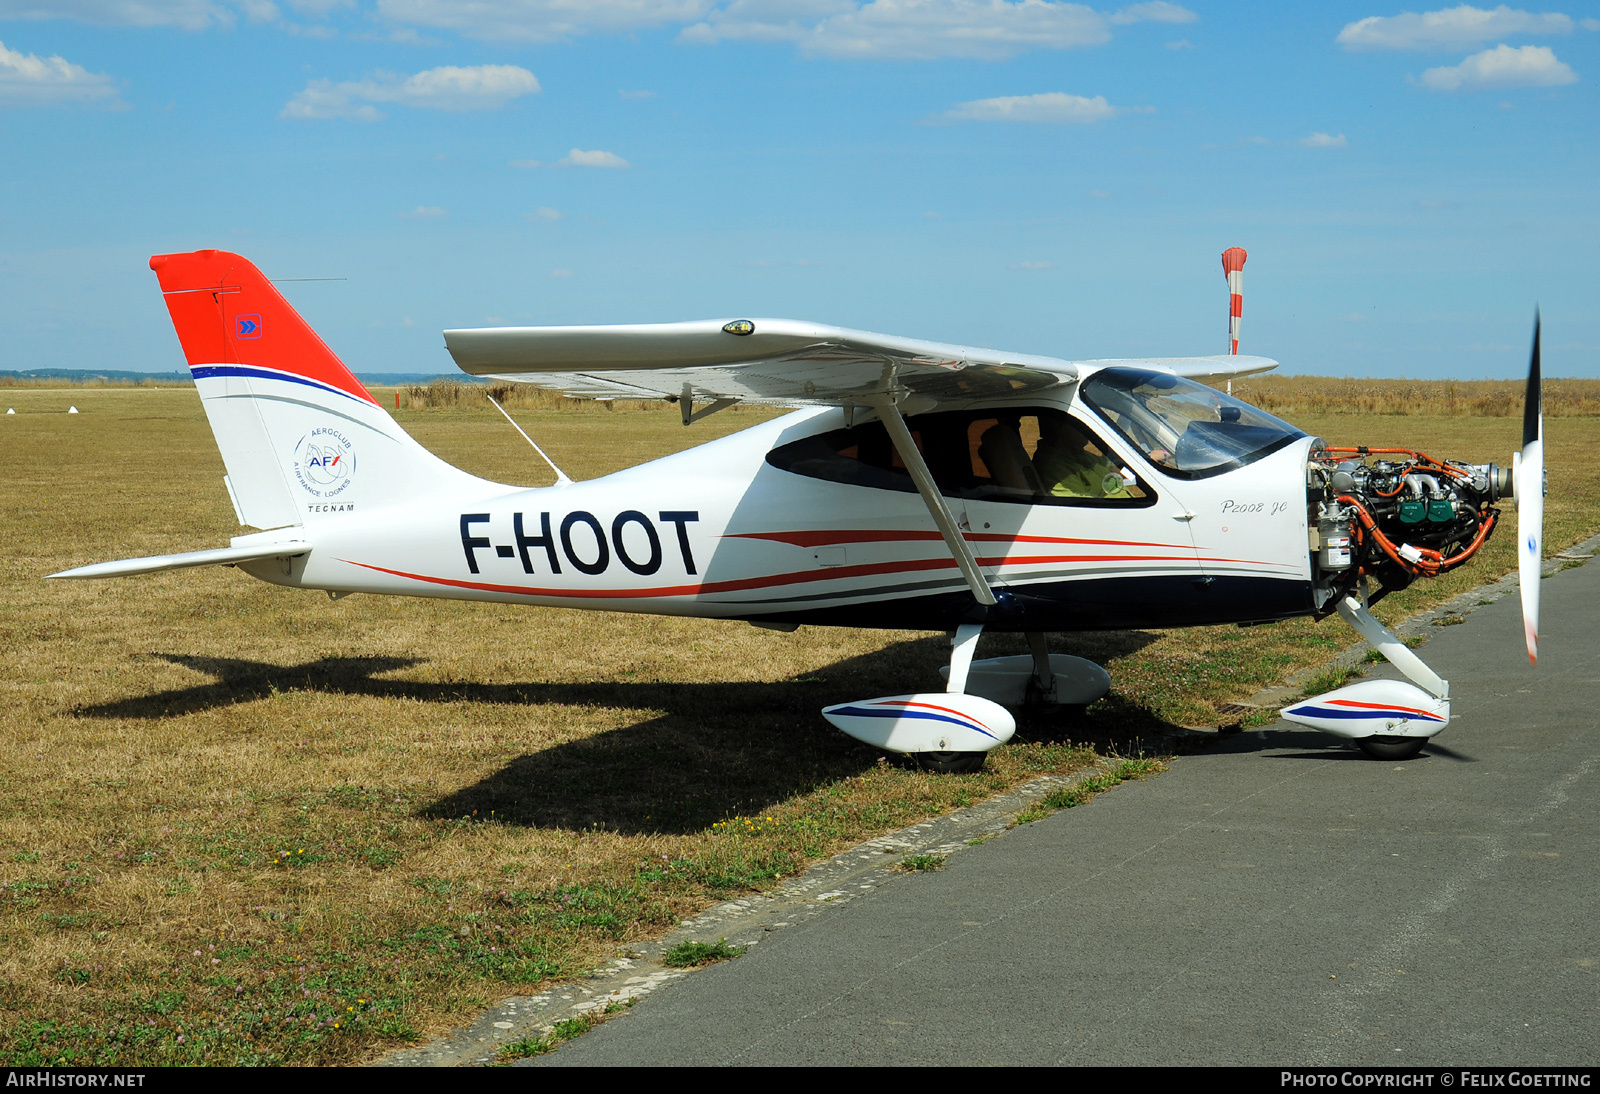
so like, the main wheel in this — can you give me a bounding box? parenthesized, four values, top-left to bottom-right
(914, 751, 987, 774)
(1355, 735, 1427, 761)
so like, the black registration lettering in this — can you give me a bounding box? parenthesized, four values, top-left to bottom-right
(611, 510, 662, 575)
(560, 511, 610, 575)
(658, 510, 700, 575)
(460, 513, 491, 574)
(514, 512, 561, 575)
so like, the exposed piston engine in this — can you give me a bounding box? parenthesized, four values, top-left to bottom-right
(1307, 446, 1509, 609)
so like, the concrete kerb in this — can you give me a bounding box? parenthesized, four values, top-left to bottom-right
(375, 535, 1600, 1068)
(374, 757, 1122, 1067)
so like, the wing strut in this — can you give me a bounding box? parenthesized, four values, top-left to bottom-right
(486, 394, 572, 486)
(867, 395, 997, 608)
(680, 383, 739, 426)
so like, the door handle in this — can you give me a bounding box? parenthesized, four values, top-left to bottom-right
(1173, 511, 1195, 522)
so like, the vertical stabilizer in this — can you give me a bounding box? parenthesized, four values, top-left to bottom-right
(150, 249, 499, 530)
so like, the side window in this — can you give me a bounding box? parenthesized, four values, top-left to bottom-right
(766, 408, 1154, 507)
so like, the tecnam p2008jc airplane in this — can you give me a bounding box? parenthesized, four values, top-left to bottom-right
(52, 248, 1546, 770)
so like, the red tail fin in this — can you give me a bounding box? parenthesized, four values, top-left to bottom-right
(149, 249, 377, 407)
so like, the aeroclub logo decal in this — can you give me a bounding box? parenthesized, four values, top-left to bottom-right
(292, 427, 355, 499)
(235, 314, 263, 339)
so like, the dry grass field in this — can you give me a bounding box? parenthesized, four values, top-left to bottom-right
(3, 381, 1598, 1066)
(1230, 375, 1600, 419)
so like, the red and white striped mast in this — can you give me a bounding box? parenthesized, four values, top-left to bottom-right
(1221, 246, 1247, 393)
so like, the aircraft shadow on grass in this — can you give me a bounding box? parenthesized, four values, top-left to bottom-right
(70, 631, 1181, 835)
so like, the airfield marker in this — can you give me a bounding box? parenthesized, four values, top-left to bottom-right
(1221, 246, 1247, 356)
(68, 406, 79, 414)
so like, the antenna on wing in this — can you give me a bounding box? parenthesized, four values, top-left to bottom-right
(485, 393, 572, 487)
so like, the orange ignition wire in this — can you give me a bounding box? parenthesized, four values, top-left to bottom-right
(1320, 446, 1471, 482)
(1435, 512, 1497, 572)
(1336, 495, 1443, 576)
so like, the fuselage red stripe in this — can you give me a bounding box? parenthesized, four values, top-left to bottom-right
(339, 547, 1257, 602)
(727, 529, 1193, 550)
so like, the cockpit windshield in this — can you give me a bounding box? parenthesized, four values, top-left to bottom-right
(1079, 367, 1305, 480)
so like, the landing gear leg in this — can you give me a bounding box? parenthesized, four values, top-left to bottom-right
(1025, 631, 1055, 705)
(914, 623, 990, 773)
(1281, 594, 1449, 759)
(947, 623, 983, 694)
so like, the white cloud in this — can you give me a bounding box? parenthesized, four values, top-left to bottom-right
(550, 268, 575, 278)
(0, 0, 262, 29)
(375, 0, 1197, 61)
(283, 0, 351, 13)
(1164, 37, 1192, 48)
(619, 88, 657, 98)
(1417, 43, 1577, 88)
(525, 207, 564, 221)
(1337, 5, 1573, 52)
(0, 39, 121, 107)
(1299, 131, 1348, 147)
(398, 205, 447, 218)
(1010, 260, 1054, 269)
(556, 148, 631, 167)
(1583, 16, 1600, 29)
(942, 91, 1144, 123)
(376, 0, 714, 42)
(685, 0, 1114, 60)
(1107, 1, 1194, 25)
(282, 64, 539, 120)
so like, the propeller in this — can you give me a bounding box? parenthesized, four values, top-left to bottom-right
(1515, 312, 1544, 665)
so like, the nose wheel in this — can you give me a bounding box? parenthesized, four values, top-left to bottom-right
(912, 750, 988, 774)
(1355, 735, 1427, 761)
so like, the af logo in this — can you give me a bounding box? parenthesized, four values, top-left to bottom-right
(292, 427, 356, 498)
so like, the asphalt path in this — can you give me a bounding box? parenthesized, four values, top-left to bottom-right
(539, 559, 1600, 1066)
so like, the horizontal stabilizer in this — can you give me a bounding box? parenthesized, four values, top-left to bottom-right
(48, 542, 309, 581)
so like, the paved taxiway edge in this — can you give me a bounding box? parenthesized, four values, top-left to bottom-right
(377, 531, 1600, 1067)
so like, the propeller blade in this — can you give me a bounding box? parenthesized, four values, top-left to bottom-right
(1517, 312, 1543, 665)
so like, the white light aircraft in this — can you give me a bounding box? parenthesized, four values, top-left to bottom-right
(51, 249, 1545, 770)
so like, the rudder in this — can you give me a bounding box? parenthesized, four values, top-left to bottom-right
(151, 249, 497, 530)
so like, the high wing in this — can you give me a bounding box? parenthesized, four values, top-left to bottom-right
(445, 319, 1071, 408)
(1075, 355, 1279, 387)
(443, 319, 1275, 408)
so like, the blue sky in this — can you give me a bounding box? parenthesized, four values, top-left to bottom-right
(1, 1, 1595, 378)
